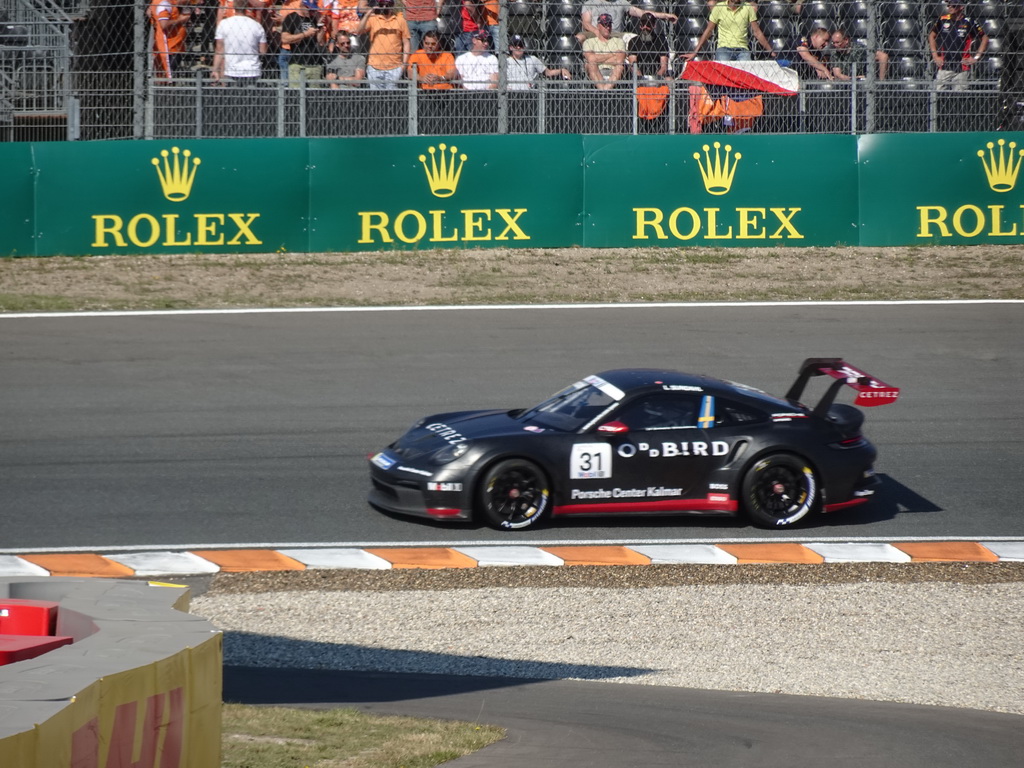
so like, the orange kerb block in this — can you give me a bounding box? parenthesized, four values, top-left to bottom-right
(192, 550, 305, 572)
(539, 546, 652, 566)
(716, 543, 825, 564)
(364, 548, 479, 569)
(18, 554, 135, 578)
(891, 542, 1000, 562)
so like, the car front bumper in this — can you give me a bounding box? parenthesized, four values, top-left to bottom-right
(367, 452, 474, 522)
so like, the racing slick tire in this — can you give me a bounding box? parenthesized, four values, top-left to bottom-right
(477, 459, 551, 531)
(741, 453, 819, 528)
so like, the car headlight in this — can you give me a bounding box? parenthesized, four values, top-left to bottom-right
(432, 443, 470, 464)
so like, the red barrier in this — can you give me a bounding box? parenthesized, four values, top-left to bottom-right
(0, 635, 73, 665)
(0, 599, 59, 636)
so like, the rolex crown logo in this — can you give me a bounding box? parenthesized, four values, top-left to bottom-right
(693, 142, 741, 196)
(419, 143, 467, 198)
(977, 139, 1024, 193)
(152, 147, 201, 202)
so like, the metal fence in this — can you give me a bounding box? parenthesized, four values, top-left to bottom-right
(1, 0, 1021, 141)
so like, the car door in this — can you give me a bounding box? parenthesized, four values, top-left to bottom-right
(603, 392, 722, 502)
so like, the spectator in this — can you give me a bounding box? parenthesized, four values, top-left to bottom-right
(795, 24, 832, 80)
(456, 0, 498, 53)
(212, 0, 269, 85)
(150, 0, 192, 81)
(628, 12, 669, 79)
(684, 0, 773, 62)
(579, 0, 676, 43)
(629, 13, 670, 127)
(274, 0, 303, 80)
(830, 27, 888, 81)
(506, 34, 570, 89)
(281, 0, 328, 86)
(325, 28, 366, 87)
(455, 29, 498, 88)
(327, 0, 361, 36)
(929, 1, 988, 91)
(356, 0, 411, 90)
(407, 29, 458, 88)
(403, 0, 442, 54)
(583, 13, 626, 89)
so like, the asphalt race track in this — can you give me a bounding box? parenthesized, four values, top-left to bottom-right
(1, 301, 1022, 551)
(223, 667, 1024, 768)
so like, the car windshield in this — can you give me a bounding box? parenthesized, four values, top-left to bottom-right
(520, 378, 621, 432)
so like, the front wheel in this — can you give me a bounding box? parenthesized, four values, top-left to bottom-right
(477, 459, 551, 530)
(741, 453, 819, 528)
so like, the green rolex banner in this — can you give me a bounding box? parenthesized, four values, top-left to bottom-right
(581, 134, 860, 248)
(29, 139, 311, 257)
(858, 132, 1024, 245)
(0, 143, 36, 257)
(2, 132, 1024, 256)
(308, 135, 584, 252)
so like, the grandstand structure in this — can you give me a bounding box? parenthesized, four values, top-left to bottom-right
(0, 0, 1020, 141)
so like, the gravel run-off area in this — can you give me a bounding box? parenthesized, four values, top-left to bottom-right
(191, 565, 1024, 716)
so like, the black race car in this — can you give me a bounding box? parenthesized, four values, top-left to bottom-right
(368, 358, 899, 530)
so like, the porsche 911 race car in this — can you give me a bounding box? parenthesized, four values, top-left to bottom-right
(368, 358, 899, 530)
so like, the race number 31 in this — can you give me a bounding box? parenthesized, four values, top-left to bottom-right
(571, 443, 612, 479)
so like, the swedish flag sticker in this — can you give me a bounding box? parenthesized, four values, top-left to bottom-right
(698, 396, 716, 429)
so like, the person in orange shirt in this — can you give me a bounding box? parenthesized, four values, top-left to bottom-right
(355, 0, 410, 89)
(327, 0, 360, 35)
(456, 0, 496, 52)
(406, 29, 457, 89)
(150, 0, 192, 80)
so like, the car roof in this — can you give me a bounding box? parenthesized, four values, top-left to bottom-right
(594, 368, 723, 393)
(594, 368, 793, 409)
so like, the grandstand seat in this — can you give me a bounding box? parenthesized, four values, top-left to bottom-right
(508, 0, 537, 16)
(0, 23, 29, 47)
(547, 13, 580, 36)
(549, 33, 582, 55)
(844, 16, 869, 39)
(762, 17, 794, 38)
(548, 0, 581, 18)
(679, 15, 705, 36)
(802, 1, 834, 19)
(674, 32, 701, 54)
(893, 36, 921, 54)
(972, 0, 1005, 20)
(974, 55, 1003, 79)
(879, 1, 917, 21)
(890, 54, 926, 79)
(760, 0, 794, 20)
(632, 0, 666, 13)
(842, 1, 870, 21)
(673, 0, 705, 18)
(888, 17, 921, 38)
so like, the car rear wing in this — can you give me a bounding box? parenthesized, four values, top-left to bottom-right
(785, 358, 900, 416)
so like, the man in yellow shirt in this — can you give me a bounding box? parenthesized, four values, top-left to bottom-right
(684, 0, 773, 62)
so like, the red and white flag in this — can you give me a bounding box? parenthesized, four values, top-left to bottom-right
(682, 60, 799, 96)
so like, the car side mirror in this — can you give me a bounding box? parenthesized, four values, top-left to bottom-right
(597, 420, 629, 434)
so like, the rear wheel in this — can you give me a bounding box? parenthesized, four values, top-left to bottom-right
(741, 453, 819, 528)
(477, 459, 550, 530)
